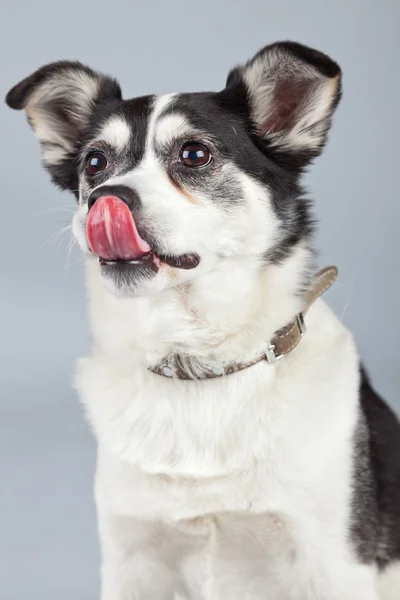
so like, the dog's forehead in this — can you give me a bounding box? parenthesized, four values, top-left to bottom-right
(92, 92, 230, 155)
(91, 95, 178, 153)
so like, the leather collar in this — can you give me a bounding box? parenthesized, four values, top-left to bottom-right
(149, 266, 338, 381)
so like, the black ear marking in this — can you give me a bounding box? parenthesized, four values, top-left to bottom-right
(251, 41, 341, 80)
(6, 61, 121, 110)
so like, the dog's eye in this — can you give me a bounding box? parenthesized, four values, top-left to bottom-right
(86, 151, 108, 175)
(180, 143, 211, 168)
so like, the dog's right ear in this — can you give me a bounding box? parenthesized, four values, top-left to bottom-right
(6, 61, 121, 193)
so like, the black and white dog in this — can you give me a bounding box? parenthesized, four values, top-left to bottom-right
(7, 41, 400, 599)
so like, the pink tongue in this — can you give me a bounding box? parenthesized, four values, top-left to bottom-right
(86, 196, 151, 261)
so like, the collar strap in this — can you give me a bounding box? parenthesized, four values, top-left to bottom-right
(149, 266, 338, 381)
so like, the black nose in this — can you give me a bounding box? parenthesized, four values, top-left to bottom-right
(87, 185, 141, 212)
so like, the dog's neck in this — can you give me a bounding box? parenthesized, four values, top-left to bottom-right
(85, 243, 314, 373)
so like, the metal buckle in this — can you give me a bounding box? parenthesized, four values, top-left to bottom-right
(264, 312, 306, 365)
(264, 342, 283, 365)
(296, 312, 306, 336)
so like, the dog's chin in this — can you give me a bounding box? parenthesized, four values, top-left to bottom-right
(97, 259, 160, 297)
(94, 255, 203, 298)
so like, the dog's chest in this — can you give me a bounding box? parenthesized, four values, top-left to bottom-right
(103, 507, 298, 600)
(96, 450, 350, 599)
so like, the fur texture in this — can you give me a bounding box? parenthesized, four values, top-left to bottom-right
(6, 41, 400, 599)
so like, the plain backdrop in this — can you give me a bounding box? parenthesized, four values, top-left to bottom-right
(1, 0, 399, 598)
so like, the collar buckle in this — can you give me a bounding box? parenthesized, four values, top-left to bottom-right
(264, 312, 306, 365)
(264, 342, 283, 365)
(296, 312, 306, 336)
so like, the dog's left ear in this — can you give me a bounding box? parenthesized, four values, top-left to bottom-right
(6, 61, 122, 193)
(224, 41, 342, 168)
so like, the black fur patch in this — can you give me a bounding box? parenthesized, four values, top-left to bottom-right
(351, 368, 400, 568)
(6, 61, 116, 108)
(248, 41, 341, 80)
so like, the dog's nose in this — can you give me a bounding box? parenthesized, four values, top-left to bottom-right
(88, 185, 141, 212)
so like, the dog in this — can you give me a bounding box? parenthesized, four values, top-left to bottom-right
(6, 41, 400, 599)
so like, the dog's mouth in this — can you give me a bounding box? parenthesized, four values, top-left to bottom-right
(86, 196, 200, 272)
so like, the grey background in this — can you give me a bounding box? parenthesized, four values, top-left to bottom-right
(1, 0, 399, 597)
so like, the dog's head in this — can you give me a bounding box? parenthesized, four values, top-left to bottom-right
(6, 42, 341, 297)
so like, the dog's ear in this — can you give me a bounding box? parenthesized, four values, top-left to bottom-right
(224, 41, 341, 169)
(6, 61, 122, 193)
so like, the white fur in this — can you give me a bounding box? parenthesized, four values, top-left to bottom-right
(69, 96, 399, 599)
(377, 562, 400, 600)
(99, 116, 131, 152)
(146, 93, 177, 152)
(155, 113, 191, 146)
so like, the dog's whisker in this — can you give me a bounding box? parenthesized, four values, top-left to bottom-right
(40, 224, 72, 250)
(64, 232, 79, 273)
(32, 206, 76, 216)
(329, 280, 353, 323)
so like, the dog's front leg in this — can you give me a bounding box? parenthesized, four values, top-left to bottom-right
(98, 510, 186, 600)
(100, 560, 183, 600)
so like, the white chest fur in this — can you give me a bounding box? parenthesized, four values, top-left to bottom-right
(75, 296, 377, 599)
